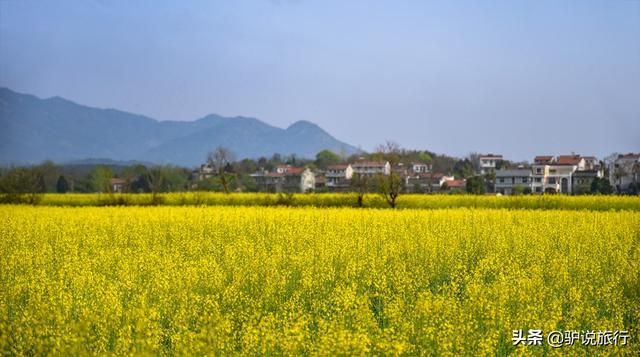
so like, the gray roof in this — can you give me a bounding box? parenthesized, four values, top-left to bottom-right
(496, 169, 532, 177)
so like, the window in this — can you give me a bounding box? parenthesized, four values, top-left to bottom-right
(536, 187, 542, 193)
(535, 177, 542, 183)
(548, 177, 556, 184)
(499, 178, 504, 183)
(549, 169, 557, 173)
(522, 178, 528, 183)
(536, 168, 542, 174)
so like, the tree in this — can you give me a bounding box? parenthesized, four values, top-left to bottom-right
(453, 159, 474, 179)
(89, 165, 113, 193)
(374, 141, 403, 208)
(0, 166, 46, 204)
(591, 177, 613, 195)
(467, 152, 482, 174)
(466, 176, 485, 195)
(146, 166, 165, 205)
(351, 173, 370, 207)
(207, 146, 236, 194)
(377, 172, 402, 208)
(56, 175, 69, 193)
(315, 150, 341, 169)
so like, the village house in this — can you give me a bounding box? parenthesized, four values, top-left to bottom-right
(251, 165, 315, 193)
(478, 154, 503, 174)
(410, 162, 432, 174)
(404, 172, 454, 193)
(283, 167, 315, 192)
(572, 170, 604, 194)
(530, 154, 601, 194)
(110, 178, 127, 193)
(196, 163, 216, 181)
(325, 164, 353, 189)
(495, 169, 533, 195)
(351, 161, 391, 176)
(442, 178, 466, 191)
(610, 153, 640, 192)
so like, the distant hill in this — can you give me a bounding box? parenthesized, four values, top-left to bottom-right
(0, 88, 358, 167)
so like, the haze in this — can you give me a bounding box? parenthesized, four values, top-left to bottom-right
(1, 0, 638, 161)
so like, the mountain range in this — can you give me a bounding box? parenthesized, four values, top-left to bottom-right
(0, 88, 358, 167)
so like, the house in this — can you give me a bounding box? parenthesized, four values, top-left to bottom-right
(443, 178, 466, 191)
(314, 174, 326, 190)
(495, 169, 533, 195)
(196, 164, 216, 181)
(110, 178, 127, 193)
(250, 170, 284, 192)
(325, 164, 353, 189)
(572, 170, 604, 194)
(478, 154, 503, 174)
(283, 167, 315, 192)
(531, 154, 601, 194)
(404, 172, 453, 193)
(351, 161, 391, 176)
(252, 166, 315, 192)
(410, 162, 432, 174)
(611, 153, 640, 193)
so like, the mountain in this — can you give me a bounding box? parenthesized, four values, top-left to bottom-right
(0, 88, 358, 167)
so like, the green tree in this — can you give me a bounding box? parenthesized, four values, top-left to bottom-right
(56, 175, 69, 193)
(466, 176, 485, 195)
(454, 159, 474, 179)
(315, 150, 341, 169)
(0, 166, 46, 204)
(89, 165, 113, 193)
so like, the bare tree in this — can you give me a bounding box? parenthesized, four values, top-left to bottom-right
(351, 173, 369, 207)
(375, 141, 403, 208)
(467, 152, 482, 174)
(207, 146, 236, 193)
(147, 166, 165, 205)
(377, 172, 402, 208)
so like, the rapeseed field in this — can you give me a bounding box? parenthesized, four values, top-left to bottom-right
(1, 205, 638, 354)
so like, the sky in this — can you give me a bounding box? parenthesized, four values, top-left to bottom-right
(1, 0, 639, 161)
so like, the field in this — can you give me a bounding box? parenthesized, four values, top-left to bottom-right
(1, 204, 639, 354)
(32, 192, 640, 211)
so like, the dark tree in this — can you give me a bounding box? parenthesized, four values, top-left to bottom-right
(351, 173, 369, 207)
(466, 176, 485, 195)
(56, 175, 69, 193)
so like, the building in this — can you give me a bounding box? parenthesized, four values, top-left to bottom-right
(611, 153, 640, 193)
(531, 154, 601, 194)
(196, 164, 216, 181)
(478, 154, 503, 174)
(110, 178, 127, 193)
(325, 164, 353, 189)
(251, 166, 315, 192)
(495, 169, 533, 195)
(351, 161, 391, 176)
(283, 167, 315, 192)
(250, 170, 283, 192)
(572, 170, 604, 194)
(443, 178, 466, 191)
(410, 162, 432, 174)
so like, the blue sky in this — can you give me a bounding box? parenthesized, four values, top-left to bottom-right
(1, 0, 639, 160)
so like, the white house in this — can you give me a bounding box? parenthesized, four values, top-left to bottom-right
(352, 161, 391, 176)
(531, 154, 599, 194)
(410, 162, 432, 174)
(325, 164, 353, 189)
(495, 169, 533, 195)
(478, 154, 503, 174)
(611, 153, 640, 192)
